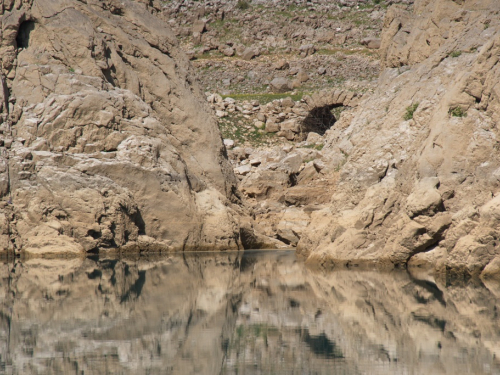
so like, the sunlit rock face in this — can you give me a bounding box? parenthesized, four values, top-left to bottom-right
(0, 252, 499, 374)
(0, 0, 241, 255)
(299, 0, 500, 277)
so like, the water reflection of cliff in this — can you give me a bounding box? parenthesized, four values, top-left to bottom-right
(0, 251, 499, 374)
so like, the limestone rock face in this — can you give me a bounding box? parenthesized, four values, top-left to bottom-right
(301, 0, 500, 278)
(0, 0, 242, 255)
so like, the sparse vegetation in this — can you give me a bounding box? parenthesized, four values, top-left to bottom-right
(303, 143, 324, 151)
(404, 103, 419, 121)
(449, 106, 467, 118)
(222, 92, 305, 105)
(236, 0, 250, 10)
(331, 106, 346, 120)
(449, 50, 462, 58)
(218, 112, 275, 146)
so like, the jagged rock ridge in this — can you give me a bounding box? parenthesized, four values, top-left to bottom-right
(299, 0, 500, 279)
(0, 0, 243, 255)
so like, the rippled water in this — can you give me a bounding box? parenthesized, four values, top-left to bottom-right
(1, 250, 500, 374)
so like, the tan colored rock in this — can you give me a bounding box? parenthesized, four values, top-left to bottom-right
(479, 194, 500, 225)
(279, 119, 300, 133)
(301, 0, 500, 276)
(361, 37, 381, 49)
(446, 235, 495, 278)
(405, 178, 443, 218)
(298, 43, 315, 57)
(273, 59, 289, 70)
(296, 69, 310, 83)
(265, 121, 280, 133)
(222, 47, 235, 57)
(0, 0, 242, 256)
(192, 19, 207, 34)
(481, 256, 500, 280)
(240, 170, 290, 200)
(280, 185, 330, 206)
(241, 47, 259, 61)
(270, 77, 291, 93)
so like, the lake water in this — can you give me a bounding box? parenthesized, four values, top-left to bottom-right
(0, 250, 500, 374)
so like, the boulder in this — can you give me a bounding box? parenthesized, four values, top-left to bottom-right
(241, 47, 259, 60)
(406, 178, 443, 218)
(296, 69, 310, 83)
(265, 121, 280, 133)
(273, 60, 290, 70)
(235, 165, 252, 176)
(280, 119, 300, 133)
(222, 47, 235, 57)
(299, 44, 316, 57)
(192, 19, 207, 34)
(270, 77, 291, 93)
(361, 37, 381, 49)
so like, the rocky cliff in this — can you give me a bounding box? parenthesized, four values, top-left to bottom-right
(299, 0, 500, 279)
(0, 0, 243, 255)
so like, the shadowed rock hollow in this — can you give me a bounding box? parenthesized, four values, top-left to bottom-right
(0, 0, 244, 255)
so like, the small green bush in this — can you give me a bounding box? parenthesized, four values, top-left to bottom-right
(236, 0, 250, 10)
(449, 50, 462, 58)
(449, 106, 467, 118)
(303, 143, 324, 151)
(404, 103, 419, 121)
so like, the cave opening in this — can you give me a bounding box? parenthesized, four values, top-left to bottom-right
(16, 21, 36, 49)
(301, 104, 344, 136)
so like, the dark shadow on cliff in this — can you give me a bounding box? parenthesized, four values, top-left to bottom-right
(16, 21, 35, 49)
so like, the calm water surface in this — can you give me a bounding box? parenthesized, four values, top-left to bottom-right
(1, 250, 500, 374)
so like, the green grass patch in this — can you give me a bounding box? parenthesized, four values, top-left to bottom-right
(218, 113, 276, 147)
(327, 8, 374, 26)
(221, 92, 305, 104)
(449, 106, 467, 118)
(316, 48, 377, 58)
(236, 0, 250, 10)
(331, 106, 346, 120)
(404, 102, 419, 121)
(302, 143, 324, 151)
(449, 50, 462, 58)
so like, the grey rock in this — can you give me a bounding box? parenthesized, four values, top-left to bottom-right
(270, 77, 291, 93)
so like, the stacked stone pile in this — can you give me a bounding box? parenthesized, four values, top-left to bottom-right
(207, 89, 361, 141)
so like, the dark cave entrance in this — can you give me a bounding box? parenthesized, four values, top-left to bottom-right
(16, 21, 36, 49)
(301, 104, 344, 136)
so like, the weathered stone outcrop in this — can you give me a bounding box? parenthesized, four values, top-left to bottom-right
(303, 89, 362, 110)
(300, 0, 500, 278)
(0, 0, 243, 255)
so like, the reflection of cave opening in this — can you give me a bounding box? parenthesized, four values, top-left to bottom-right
(16, 21, 36, 49)
(298, 329, 344, 359)
(301, 104, 344, 136)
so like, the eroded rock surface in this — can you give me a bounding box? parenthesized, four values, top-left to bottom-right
(299, 0, 500, 279)
(0, 0, 243, 255)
